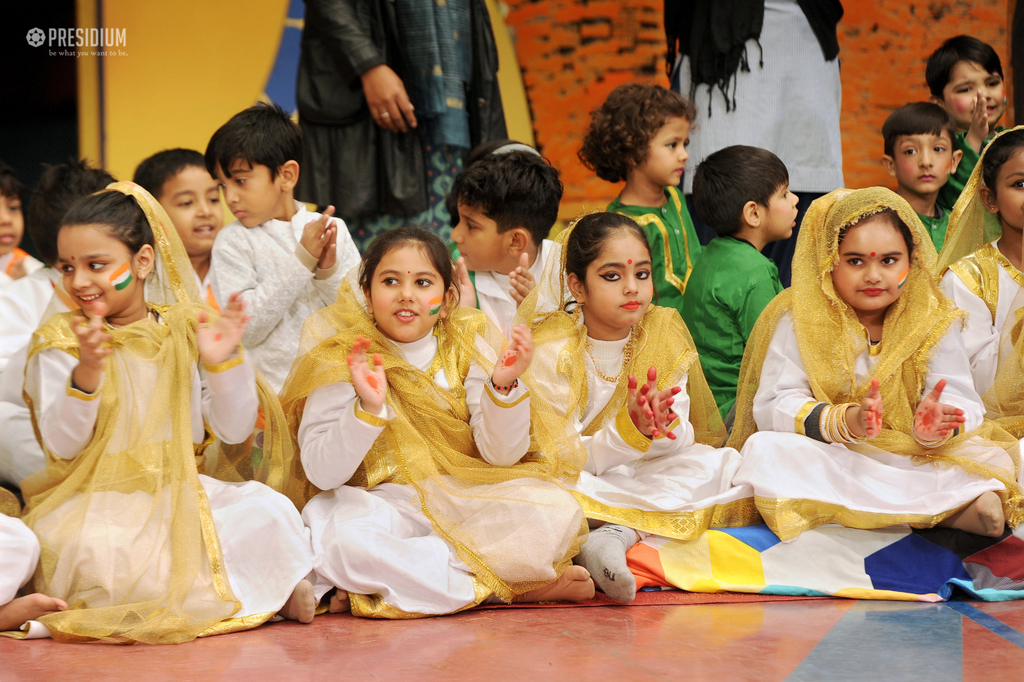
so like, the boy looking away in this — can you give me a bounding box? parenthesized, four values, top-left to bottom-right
(578, 83, 702, 317)
(926, 35, 1007, 210)
(449, 149, 562, 337)
(682, 146, 798, 424)
(134, 149, 224, 309)
(206, 103, 360, 392)
(881, 103, 962, 252)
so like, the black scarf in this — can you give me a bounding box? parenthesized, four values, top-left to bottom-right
(665, 0, 843, 113)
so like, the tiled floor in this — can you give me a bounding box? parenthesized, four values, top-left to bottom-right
(3, 598, 1024, 680)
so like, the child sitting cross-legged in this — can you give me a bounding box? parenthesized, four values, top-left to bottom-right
(729, 187, 1023, 542)
(682, 145, 798, 426)
(283, 227, 593, 618)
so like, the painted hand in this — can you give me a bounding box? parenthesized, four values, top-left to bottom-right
(914, 379, 966, 442)
(198, 292, 249, 365)
(491, 324, 533, 391)
(348, 335, 387, 414)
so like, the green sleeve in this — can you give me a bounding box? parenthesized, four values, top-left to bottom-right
(736, 277, 782, 343)
(938, 131, 982, 212)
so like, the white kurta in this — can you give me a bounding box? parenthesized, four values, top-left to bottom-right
(0, 251, 44, 290)
(0, 269, 69, 486)
(27, 344, 313, 623)
(570, 334, 751, 525)
(940, 242, 1024, 397)
(0, 513, 39, 606)
(299, 333, 560, 615)
(474, 240, 552, 339)
(209, 201, 360, 392)
(733, 312, 1006, 538)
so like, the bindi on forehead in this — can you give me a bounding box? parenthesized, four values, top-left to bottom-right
(627, 259, 632, 264)
(870, 252, 875, 257)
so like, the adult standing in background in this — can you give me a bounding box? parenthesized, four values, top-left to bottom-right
(295, 0, 507, 252)
(666, 0, 844, 287)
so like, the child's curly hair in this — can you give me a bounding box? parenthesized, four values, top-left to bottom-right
(578, 83, 696, 184)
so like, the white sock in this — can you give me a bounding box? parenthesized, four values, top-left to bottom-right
(574, 524, 638, 603)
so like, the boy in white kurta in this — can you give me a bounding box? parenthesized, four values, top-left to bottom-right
(206, 104, 360, 392)
(449, 149, 561, 338)
(729, 188, 1023, 542)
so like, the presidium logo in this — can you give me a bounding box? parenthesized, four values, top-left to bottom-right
(26, 26, 127, 56)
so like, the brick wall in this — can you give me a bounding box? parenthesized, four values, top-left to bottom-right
(503, 0, 1014, 216)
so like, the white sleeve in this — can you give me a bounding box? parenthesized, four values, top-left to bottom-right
(923, 324, 985, 432)
(583, 373, 692, 475)
(210, 225, 316, 347)
(941, 269, 998, 396)
(298, 380, 391, 490)
(199, 352, 259, 444)
(311, 218, 360, 307)
(751, 313, 815, 433)
(29, 348, 102, 460)
(0, 277, 51, 373)
(466, 360, 531, 467)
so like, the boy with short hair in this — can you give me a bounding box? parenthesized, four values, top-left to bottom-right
(206, 103, 360, 392)
(0, 161, 43, 288)
(449, 149, 562, 337)
(134, 149, 224, 309)
(682, 145, 798, 423)
(926, 35, 1007, 210)
(0, 160, 114, 487)
(881, 103, 963, 252)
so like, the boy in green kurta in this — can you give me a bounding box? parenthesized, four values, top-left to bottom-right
(682, 146, 798, 424)
(925, 35, 1007, 212)
(579, 83, 703, 315)
(881, 103, 963, 252)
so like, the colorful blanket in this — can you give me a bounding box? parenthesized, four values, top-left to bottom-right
(628, 524, 1024, 602)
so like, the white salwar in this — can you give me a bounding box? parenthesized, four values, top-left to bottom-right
(299, 333, 541, 615)
(474, 239, 553, 339)
(0, 513, 39, 606)
(571, 333, 750, 522)
(26, 347, 313, 627)
(940, 241, 1024, 397)
(733, 312, 1007, 535)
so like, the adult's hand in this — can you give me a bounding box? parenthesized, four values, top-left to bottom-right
(361, 65, 417, 133)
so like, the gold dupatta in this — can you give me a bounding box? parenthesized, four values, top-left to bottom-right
(513, 217, 744, 537)
(728, 188, 1023, 525)
(280, 271, 587, 603)
(938, 126, 1024, 438)
(19, 182, 296, 643)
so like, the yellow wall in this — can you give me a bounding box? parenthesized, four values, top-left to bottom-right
(78, 0, 288, 181)
(78, 0, 534, 182)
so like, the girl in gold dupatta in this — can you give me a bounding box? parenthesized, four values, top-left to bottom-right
(729, 187, 1023, 542)
(19, 182, 314, 643)
(282, 227, 591, 618)
(937, 126, 1024, 436)
(513, 213, 758, 604)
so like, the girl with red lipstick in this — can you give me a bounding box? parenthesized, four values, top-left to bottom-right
(284, 227, 594, 617)
(20, 182, 316, 642)
(729, 187, 1023, 542)
(517, 213, 756, 603)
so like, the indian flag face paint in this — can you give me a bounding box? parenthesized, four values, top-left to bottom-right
(897, 266, 910, 289)
(109, 262, 133, 291)
(428, 295, 443, 316)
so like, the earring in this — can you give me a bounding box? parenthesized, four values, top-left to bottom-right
(571, 302, 582, 324)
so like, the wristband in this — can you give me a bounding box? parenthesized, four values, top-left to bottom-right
(490, 378, 519, 393)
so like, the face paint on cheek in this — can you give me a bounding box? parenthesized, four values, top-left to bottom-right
(110, 262, 133, 290)
(428, 296, 443, 316)
(897, 266, 910, 289)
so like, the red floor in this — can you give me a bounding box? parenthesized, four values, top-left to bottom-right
(7, 598, 1023, 681)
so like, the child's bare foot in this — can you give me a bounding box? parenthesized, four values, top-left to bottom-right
(328, 589, 350, 613)
(0, 594, 68, 631)
(279, 579, 315, 623)
(515, 566, 595, 603)
(939, 492, 1005, 537)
